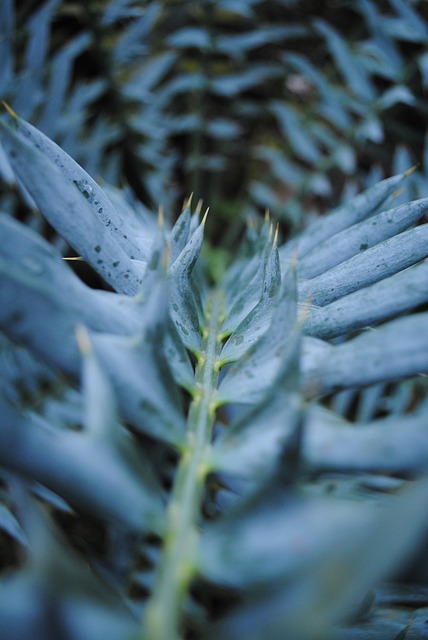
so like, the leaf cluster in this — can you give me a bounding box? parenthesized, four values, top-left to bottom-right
(0, 109, 428, 640)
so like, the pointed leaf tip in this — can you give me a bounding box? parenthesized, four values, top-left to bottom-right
(273, 223, 279, 246)
(185, 193, 193, 209)
(202, 207, 209, 226)
(404, 164, 418, 177)
(2, 101, 18, 120)
(158, 203, 165, 228)
(75, 324, 91, 357)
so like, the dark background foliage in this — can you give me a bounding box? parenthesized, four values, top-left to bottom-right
(1, 0, 428, 248)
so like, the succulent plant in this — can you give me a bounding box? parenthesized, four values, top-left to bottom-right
(0, 109, 428, 640)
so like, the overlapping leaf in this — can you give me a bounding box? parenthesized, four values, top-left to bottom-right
(0, 115, 147, 294)
(201, 478, 428, 640)
(218, 264, 297, 404)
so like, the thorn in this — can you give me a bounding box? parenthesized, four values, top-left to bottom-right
(195, 199, 203, 216)
(2, 101, 18, 119)
(202, 207, 209, 226)
(264, 209, 270, 223)
(268, 221, 274, 241)
(392, 187, 404, 199)
(185, 193, 193, 210)
(273, 222, 279, 246)
(158, 203, 164, 229)
(75, 324, 91, 356)
(404, 164, 418, 177)
(63, 256, 84, 261)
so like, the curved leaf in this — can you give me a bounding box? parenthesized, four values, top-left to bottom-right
(0, 117, 146, 294)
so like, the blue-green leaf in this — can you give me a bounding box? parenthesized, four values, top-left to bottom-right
(218, 265, 297, 404)
(281, 171, 409, 262)
(305, 257, 428, 340)
(303, 312, 428, 397)
(299, 197, 428, 279)
(299, 224, 428, 306)
(0, 116, 147, 293)
(169, 218, 205, 353)
(220, 243, 281, 363)
(0, 397, 163, 533)
(305, 405, 428, 474)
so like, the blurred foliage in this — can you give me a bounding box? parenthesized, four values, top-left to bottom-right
(1, 0, 428, 246)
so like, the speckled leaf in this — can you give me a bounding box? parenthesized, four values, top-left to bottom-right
(304, 257, 428, 339)
(218, 265, 297, 405)
(3, 113, 151, 262)
(299, 224, 428, 306)
(0, 215, 142, 334)
(280, 171, 409, 262)
(0, 117, 146, 294)
(169, 218, 205, 353)
(299, 197, 428, 279)
(220, 244, 281, 363)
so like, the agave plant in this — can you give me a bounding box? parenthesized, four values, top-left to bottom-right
(0, 108, 428, 640)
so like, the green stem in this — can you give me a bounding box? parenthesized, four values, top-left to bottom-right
(143, 290, 224, 640)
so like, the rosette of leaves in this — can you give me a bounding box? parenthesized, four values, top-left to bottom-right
(0, 110, 428, 640)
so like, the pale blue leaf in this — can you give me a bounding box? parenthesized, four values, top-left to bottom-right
(299, 224, 428, 306)
(218, 265, 297, 404)
(37, 33, 92, 135)
(220, 244, 281, 363)
(299, 197, 428, 278)
(0, 216, 142, 334)
(0, 502, 28, 547)
(0, 118, 146, 294)
(91, 277, 186, 446)
(202, 478, 428, 640)
(302, 312, 428, 397)
(14, 0, 61, 118)
(169, 219, 205, 353)
(211, 329, 301, 482)
(378, 85, 416, 109)
(304, 257, 428, 340)
(305, 405, 428, 474)
(281, 172, 408, 261)
(2, 114, 150, 263)
(0, 397, 164, 533)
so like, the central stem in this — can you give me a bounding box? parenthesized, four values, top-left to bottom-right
(143, 290, 224, 640)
